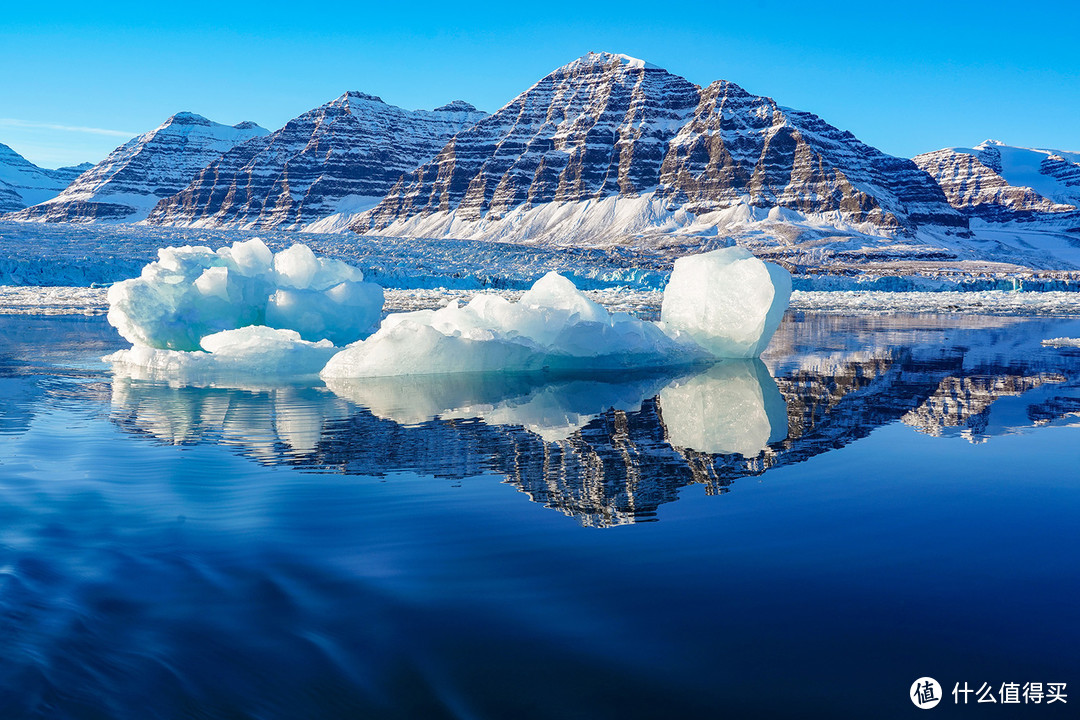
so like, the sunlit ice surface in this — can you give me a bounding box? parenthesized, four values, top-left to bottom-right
(1, 308, 1078, 719)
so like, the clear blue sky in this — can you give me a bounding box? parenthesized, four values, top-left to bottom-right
(2, 0, 1077, 168)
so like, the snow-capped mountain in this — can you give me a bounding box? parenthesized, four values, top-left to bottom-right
(6, 113, 268, 223)
(146, 93, 487, 231)
(0, 142, 91, 212)
(913, 140, 1080, 222)
(355, 52, 967, 245)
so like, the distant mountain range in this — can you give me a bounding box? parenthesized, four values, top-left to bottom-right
(913, 140, 1080, 223)
(6, 113, 268, 223)
(0, 143, 90, 212)
(147, 92, 486, 231)
(3, 52, 1078, 270)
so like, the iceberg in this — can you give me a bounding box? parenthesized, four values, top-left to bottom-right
(660, 247, 791, 358)
(104, 241, 791, 381)
(321, 272, 702, 379)
(105, 326, 339, 381)
(107, 239, 383, 351)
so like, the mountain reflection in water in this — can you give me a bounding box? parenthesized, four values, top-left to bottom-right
(106, 312, 1080, 527)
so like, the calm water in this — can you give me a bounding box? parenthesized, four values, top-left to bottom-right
(1, 311, 1078, 719)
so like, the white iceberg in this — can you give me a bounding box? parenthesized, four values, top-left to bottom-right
(107, 239, 383, 351)
(321, 272, 701, 379)
(104, 242, 790, 381)
(659, 359, 788, 457)
(105, 326, 339, 381)
(660, 246, 791, 358)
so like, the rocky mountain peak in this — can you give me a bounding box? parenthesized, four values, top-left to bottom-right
(147, 91, 488, 231)
(343, 91, 385, 104)
(0, 142, 91, 211)
(6, 112, 268, 223)
(435, 100, 479, 113)
(913, 140, 1080, 222)
(571, 51, 659, 71)
(232, 121, 262, 131)
(163, 111, 213, 127)
(358, 52, 964, 240)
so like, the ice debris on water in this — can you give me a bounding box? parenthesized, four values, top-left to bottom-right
(1041, 337, 1080, 348)
(107, 238, 384, 351)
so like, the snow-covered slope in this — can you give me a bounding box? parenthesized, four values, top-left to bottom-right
(913, 140, 1080, 221)
(146, 93, 487, 231)
(0, 143, 90, 211)
(6, 114, 268, 223)
(355, 52, 967, 244)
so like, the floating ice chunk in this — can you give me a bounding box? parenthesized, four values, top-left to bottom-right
(659, 359, 787, 457)
(273, 243, 321, 289)
(519, 272, 609, 324)
(107, 239, 383, 350)
(321, 271, 699, 379)
(1042, 337, 1080, 348)
(105, 326, 338, 380)
(660, 247, 791, 358)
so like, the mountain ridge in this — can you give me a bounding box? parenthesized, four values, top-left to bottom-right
(144, 92, 487, 231)
(0, 142, 92, 211)
(6, 113, 269, 223)
(354, 52, 967, 244)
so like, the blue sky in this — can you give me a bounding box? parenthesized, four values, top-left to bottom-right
(2, 0, 1077, 168)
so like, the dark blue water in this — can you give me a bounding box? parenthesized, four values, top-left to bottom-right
(1, 312, 1078, 719)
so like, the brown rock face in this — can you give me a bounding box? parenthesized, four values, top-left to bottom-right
(146, 94, 486, 230)
(913, 140, 1080, 224)
(360, 52, 966, 238)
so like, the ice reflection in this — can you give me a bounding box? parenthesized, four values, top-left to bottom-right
(324, 370, 686, 442)
(103, 312, 1080, 526)
(658, 360, 787, 456)
(109, 378, 352, 457)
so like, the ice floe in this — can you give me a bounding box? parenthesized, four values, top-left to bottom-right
(1042, 337, 1080, 348)
(106, 238, 383, 351)
(660, 247, 792, 358)
(321, 271, 706, 378)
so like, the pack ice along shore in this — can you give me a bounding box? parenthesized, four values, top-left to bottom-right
(3, 52, 1079, 273)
